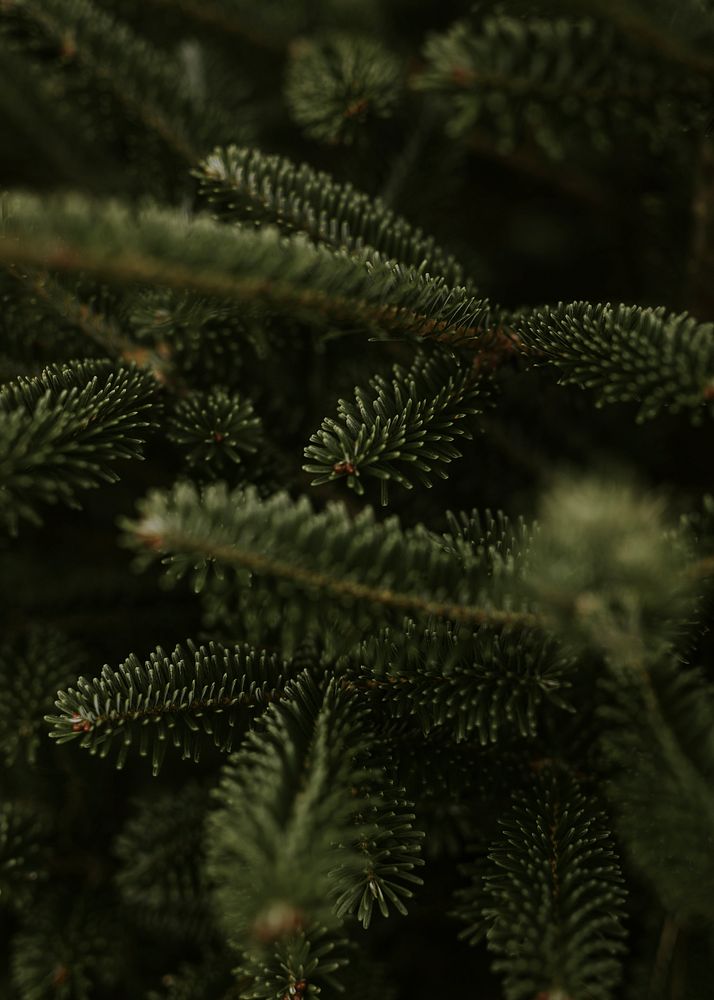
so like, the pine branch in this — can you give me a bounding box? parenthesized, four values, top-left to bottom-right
(285, 33, 403, 146)
(206, 671, 423, 998)
(46, 639, 300, 775)
(304, 348, 486, 504)
(0, 359, 158, 532)
(168, 387, 264, 477)
(3, 0, 231, 163)
(0, 628, 86, 766)
(602, 658, 714, 925)
(523, 475, 697, 661)
(343, 620, 575, 745)
(417, 13, 709, 158)
(520, 302, 714, 422)
(456, 769, 627, 1000)
(122, 483, 537, 651)
(206, 672, 362, 998)
(0, 193, 494, 346)
(115, 783, 213, 941)
(196, 144, 464, 283)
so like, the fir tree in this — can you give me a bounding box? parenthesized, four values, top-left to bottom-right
(1, 1, 714, 998)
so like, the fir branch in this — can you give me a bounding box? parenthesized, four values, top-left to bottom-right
(206, 673, 362, 997)
(115, 783, 213, 941)
(122, 483, 537, 645)
(602, 659, 714, 925)
(196, 144, 464, 283)
(46, 639, 300, 775)
(4, 0, 227, 163)
(0, 359, 158, 532)
(168, 387, 264, 477)
(520, 302, 714, 422)
(343, 620, 574, 745)
(417, 13, 709, 158)
(457, 769, 627, 1000)
(285, 33, 403, 146)
(0, 194, 494, 346)
(304, 348, 486, 503)
(0, 628, 86, 766)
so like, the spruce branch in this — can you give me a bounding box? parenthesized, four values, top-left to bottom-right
(417, 13, 710, 158)
(46, 639, 299, 775)
(285, 33, 403, 146)
(456, 769, 627, 1000)
(196, 144, 464, 283)
(122, 483, 537, 646)
(3, 0, 229, 163)
(0, 628, 86, 766)
(304, 348, 486, 503)
(207, 671, 423, 997)
(520, 302, 714, 422)
(115, 783, 213, 941)
(0, 193, 494, 346)
(602, 658, 714, 925)
(343, 619, 575, 745)
(0, 359, 158, 532)
(168, 387, 264, 477)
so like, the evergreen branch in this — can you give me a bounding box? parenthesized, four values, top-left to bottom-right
(520, 302, 714, 422)
(46, 639, 300, 775)
(0, 194, 493, 346)
(343, 620, 575, 745)
(206, 673, 362, 997)
(3, 0, 226, 163)
(523, 476, 695, 661)
(602, 658, 714, 925)
(11, 895, 126, 999)
(285, 33, 403, 146)
(123, 483, 537, 641)
(168, 387, 264, 477)
(417, 14, 709, 157)
(304, 348, 486, 504)
(0, 628, 86, 766)
(457, 769, 627, 1000)
(0, 359, 158, 532)
(196, 144, 464, 283)
(115, 783, 212, 941)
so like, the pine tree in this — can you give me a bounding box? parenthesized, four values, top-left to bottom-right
(2, 1, 714, 997)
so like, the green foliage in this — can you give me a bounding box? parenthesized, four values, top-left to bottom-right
(115, 783, 212, 940)
(602, 658, 714, 924)
(0, 628, 86, 765)
(521, 302, 714, 422)
(206, 673, 361, 995)
(47, 640, 299, 774)
(196, 144, 464, 283)
(0, 193, 492, 345)
(343, 619, 574, 744)
(417, 10, 710, 158)
(3, 0, 235, 169)
(523, 476, 696, 662)
(457, 769, 627, 1000)
(168, 388, 264, 477)
(122, 483, 533, 656)
(285, 33, 402, 145)
(304, 348, 486, 503)
(11, 896, 125, 1000)
(0, 359, 157, 533)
